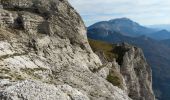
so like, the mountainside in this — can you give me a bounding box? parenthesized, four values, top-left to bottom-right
(160, 39, 170, 47)
(88, 18, 154, 37)
(88, 18, 170, 40)
(87, 23, 170, 100)
(0, 0, 155, 100)
(148, 30, 170, 40)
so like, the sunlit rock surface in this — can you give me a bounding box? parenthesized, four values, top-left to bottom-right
(0, 0, 132, 100)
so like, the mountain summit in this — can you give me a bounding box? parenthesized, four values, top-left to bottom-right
(109, 17, 138, 26)
(88, 18, 154, 37)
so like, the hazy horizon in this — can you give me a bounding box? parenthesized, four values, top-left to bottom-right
(69, 0, 170, 26)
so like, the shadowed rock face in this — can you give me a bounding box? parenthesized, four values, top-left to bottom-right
(0, 0, 132, 100)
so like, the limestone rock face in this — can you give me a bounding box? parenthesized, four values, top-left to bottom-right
(120, 43, 155, 100)
(0, 0, 132, 100)
(0, 80, 90, 100)
(89, 40, 155, 100)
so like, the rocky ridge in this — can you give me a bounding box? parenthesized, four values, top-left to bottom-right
(88, 39, 155, 100)
(120, 43, 154, 100)
(0, 0, 154, 100)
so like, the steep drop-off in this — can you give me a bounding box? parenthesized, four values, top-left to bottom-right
(88, 39, 155, 100)
(87, 20, 170, 100)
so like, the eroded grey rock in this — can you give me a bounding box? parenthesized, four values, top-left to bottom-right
(120, 43, 155, 100)
(0, 80, 90, 100)
(0, 0, 132, 100)
(92, 42, 155, 100)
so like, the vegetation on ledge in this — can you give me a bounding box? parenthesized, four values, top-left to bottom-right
(107, 70, 124, 89)
(88, 38, 129, 65)
(88, 38, 126, 88)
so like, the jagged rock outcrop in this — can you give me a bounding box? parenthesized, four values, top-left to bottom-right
(0, 0, 132, 100)
(120, 43, 155, 100)
(89, 39, 155, 100)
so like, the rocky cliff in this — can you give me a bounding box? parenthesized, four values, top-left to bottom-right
(88, 39, 155, 100)
(0, 0, 154, 100)
(0, 0, 131, 100)
(120, 43, 154, 100)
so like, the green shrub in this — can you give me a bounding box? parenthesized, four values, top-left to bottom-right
(88, 38, 129, 65)
(106, 72, 122, 88)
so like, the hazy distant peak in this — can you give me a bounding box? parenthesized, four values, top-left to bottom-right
(109, 18, 141, 28)
(149, 24, 170, 31)
(109, 17, 132, 22)
(88, 18, 155, 37)
(158, 29, 169, 33)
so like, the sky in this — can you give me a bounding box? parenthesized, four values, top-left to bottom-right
(69, 0, 170, 26)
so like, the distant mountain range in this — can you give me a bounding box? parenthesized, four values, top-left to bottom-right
(88, 18, 155, 37)
(149, 24, 170, 31)
(87, 18, 170, 100)
(148, 30, 170, 40)
(88, 18, 170, 40)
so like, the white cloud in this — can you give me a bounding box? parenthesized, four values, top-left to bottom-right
(68, 0, 170, 26)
